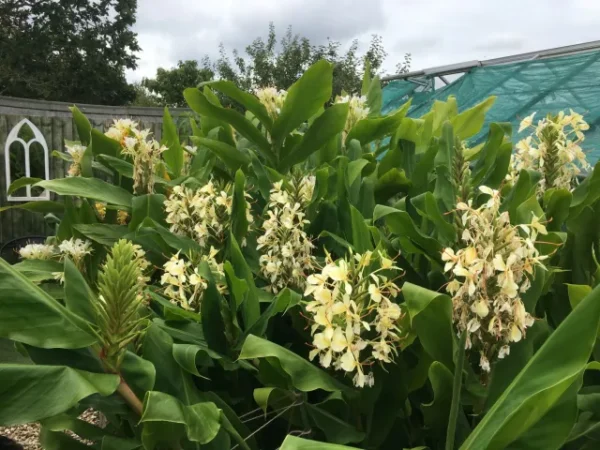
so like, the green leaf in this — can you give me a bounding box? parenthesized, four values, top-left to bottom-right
(252, 387, 295, 415)
(141, 391, 221, 445)
(366, 76, 383, 117)
(238, 335, 351, 393)
(190, 136, 250, 172)
(403, 283, 455, 370)
(450, 96, 496, 140)
(172, 344, 211, 379)
(0, 200, 64, 214)
(97, 154, 134, 178)
(375, 168, 412, 203)
(346, 100, 411, 145)
(184, 88, 274, 163)
(373, 205, 442, 260)
(470, 122, 511, 188)
(411, 192, 457, 246)
(0, 258, 97, 349)
(36, 178, 133, 208)
(283, 103, 349, 170)
(350, 205, 373, 252)
(12, 259, 63, 283)
(568, 284, 593, 310)
(460, 282, 600, 449)
(280, 435, 361, 450)
(200, 80, 273, 131)
(200, 262, 229, 355)
(231, 170, 249, 245)
(7, 177, 43, 195)
(64, 258, 97, 324)
(228, 234, 260, 330)
(502, 170, 540, 220)
(91, 129, 120, 158)
(306, 403, 365, 445)
(129, 194, 167, 231)
(0, 364, 118, 426)
(70, 106, 92, 145)
(544, 188, 572, 231)
(272, 60, 334, 146)
(73, 224, 129, 246)
(162, 107, 184, 176)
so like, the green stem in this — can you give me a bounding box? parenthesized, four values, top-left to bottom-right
(446, 331, 467, 450)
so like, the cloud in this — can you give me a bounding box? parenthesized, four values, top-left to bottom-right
(127, 0, 600, 82)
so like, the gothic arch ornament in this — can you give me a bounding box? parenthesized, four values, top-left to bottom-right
(4, 118, 50, 201)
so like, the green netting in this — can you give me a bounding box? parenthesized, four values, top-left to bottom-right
(382, 50, 600, 162)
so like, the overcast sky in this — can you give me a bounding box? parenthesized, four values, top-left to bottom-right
(126, 0, 600, 82)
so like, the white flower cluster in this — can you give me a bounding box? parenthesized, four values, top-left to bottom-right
(305, 250, 404, 388)
(442, 186, 548, 372)
(65, 142, 87, 177)
(334, 94, 370, 139)
(58, 238, 93, 266)
(255, 87, 287, 119)
(160, 247, 227, 311)
(164, 181, 252, 249)
(257, 176, 316, 293)
(19, 243, 56, 260)
(105, 119, 167, 194)
(510, 110, 591, 192)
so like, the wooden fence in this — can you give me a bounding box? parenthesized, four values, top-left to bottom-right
(0, 95, 190, 246)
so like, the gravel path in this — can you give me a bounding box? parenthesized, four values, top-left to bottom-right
(0, 410, 102, 449)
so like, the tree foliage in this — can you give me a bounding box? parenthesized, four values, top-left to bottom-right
(0, 0, 140, 105)
(139, 23, 409, 107)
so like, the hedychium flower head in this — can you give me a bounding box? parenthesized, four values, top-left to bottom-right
(58, 238, 92, 269)
(255, 87, 287, 120)
(334, 94, 370, 142)
(442, 185, 548, 373)
(64, 141, 87, 177)
(510, 110, 591, 193)
(18, 243, 56, 260)
(164, 180, 252, 250)
(105, 119, 166, 194)
(94, 240, 150, 370)
(257, 175, 316, 293)
(305, 249, 405, 388)
(160, 247, 227, 312)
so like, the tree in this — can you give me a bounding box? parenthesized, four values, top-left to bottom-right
(141, 24, 410, 107)
(0, 0, 140, 105)
(140, 59, 214, 107)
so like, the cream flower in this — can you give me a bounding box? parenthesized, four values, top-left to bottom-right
(19, 243, 56, 260)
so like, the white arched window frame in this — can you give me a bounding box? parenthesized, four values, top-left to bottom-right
(4, 118, 50, 201)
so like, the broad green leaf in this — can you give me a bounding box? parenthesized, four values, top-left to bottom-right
(97, 154, 134, 178)
(403, 283, 455, 370)
(280, 435, 361, 450)
(238, 335, 351, 393)
(0, 200, 64, 214)
(190, 136, 250, 172)
(373, 205, 442, 260)
(172, 344, 211, 379)
(568, 284, 592, 310)
(37, 178, 133, 208)
(40, 428, 94, 450)
(200, 261, 229, 355)
(460, 282, 600, 449)
(346, 100, 411, 145)
(121, 350, 156, 398)
(0, 364, 118, 426)
(272, 60, 333, 146)
(228, 235, 260, 330)
(253, 387, 295, 415)
(283, 103, 349, 170)
(200, 80, 273, 130)
(375, 168, 411, 203)
(0, 258, 96, 349)
(502, 169, 541, 220)
(411, 192, 457, 246)
(366, 76, 383, 117)
(141, 391, 221, 445)
(470, 122, 511, 187)
(129, 194, 167, 231)
(90, 129, 120, 158)
(450, 96, 496, 140)
(162, 107, 184, 177)
(244, 288, 302, 339)
(12, 259, 63, 283)
(350, 205, 373, 252)
(544, 188, 572, 231)
(569, 162, 600, 223)
(64, 258, 96, 324)
(73, 224, 129, 246)
(433, 121, 456, 211)
(184, 88, 274, 163)
(70, 106, 92, 145)
(101, 436, 142, 450)
(7, 177, 42, 195)
(306, 403, 366, 445)
(231, 170, 249, 245)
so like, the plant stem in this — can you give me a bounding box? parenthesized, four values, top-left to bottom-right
(117, 376, 144, 416)
(446, 331, 467, 450)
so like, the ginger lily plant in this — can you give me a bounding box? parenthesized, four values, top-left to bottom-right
(2, 61, 600, 450)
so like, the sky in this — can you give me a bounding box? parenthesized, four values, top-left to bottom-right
(126, 0, 600, 82)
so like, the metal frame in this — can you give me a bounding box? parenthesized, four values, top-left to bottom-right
(382, 40, 600, 82)
(4, 118, 50, 202)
